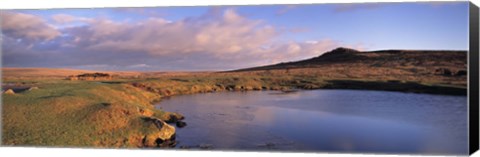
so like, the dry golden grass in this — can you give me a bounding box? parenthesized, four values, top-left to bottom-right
(2, 68, 143, 79)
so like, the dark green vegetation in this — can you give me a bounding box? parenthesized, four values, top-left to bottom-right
(2, 48, 467, 148)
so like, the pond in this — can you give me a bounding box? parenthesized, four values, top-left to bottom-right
(155, 89, 467, 155)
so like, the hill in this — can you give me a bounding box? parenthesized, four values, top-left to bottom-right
(234, 47, 467, 72)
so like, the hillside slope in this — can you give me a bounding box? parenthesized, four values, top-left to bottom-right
(230, 47, 467, 88)
(235, 47, 466, 72)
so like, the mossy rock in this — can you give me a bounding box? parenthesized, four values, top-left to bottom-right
(142, 117, 176, 147)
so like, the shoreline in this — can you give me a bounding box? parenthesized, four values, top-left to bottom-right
(142, 78, 467, 148)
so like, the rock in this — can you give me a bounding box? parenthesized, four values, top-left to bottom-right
(434, 68, 453, 76)
(198, 144, 213, 149)
(131, 82, 147, 88)
(244, 86, 254, 90)
(3, 89, 15, 95)
(176, 121, 187, 128)
(164, 112, 185, 123)
(215, 84, 225, 89)
(159, 89, 173, 96)
(455, 70, 467, 76)
(233, 85, 243, 91)
(152, 118, 164, 129)
(253, 86, 262, 90)
(142, 117, 176, 147)
(303, 84, 319, 89)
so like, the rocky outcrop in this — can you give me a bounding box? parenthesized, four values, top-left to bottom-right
(3, 89, 15, 94)
(142, 117, 176, 147)
(66, 73, 112, 81)
(434, 68, 453, 76)
(162, 112, 185, 123)
(435, 68, 467, 77)
(159, 112, 187, 128)
(176, 121, 187, 128)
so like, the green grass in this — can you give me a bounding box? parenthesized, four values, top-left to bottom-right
(2, 80, 170, 147)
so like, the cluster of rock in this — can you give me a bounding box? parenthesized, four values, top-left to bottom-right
(3, 89, 15, 94)
(66, 73, 112, 80)
(137, 107, 187, 148)
(2, 86, 39, 95)
(434, 68, 467, 76)
(141, 117, 177, 147)
(164, 114, 187, 128)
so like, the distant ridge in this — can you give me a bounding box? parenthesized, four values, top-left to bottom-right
(1, 67, 142, 78)
(231, 47, 467, 72)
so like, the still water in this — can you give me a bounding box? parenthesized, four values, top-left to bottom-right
(156, 90, 467, 155)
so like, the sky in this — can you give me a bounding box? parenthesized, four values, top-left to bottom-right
(0, 2, 470, 71)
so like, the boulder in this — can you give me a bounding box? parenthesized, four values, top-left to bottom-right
(143, 117, 176, 147)
(3, 89, 15, 95)
(163, 112, 185, 123)
(176, 121, 187, 128)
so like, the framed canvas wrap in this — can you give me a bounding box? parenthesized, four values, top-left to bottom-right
(1, 0, 479, 156)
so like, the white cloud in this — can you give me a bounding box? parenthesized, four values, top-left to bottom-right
(1, 12, 60, 41)
(60, 8, 279, 59)
(2, 9, 362, 71)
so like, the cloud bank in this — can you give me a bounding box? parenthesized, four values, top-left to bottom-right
(1, 8, 355, 71)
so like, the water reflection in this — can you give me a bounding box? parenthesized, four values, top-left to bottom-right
(156, 90, 467, 155)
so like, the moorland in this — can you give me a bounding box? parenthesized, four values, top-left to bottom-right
(1, 47, 468, 148)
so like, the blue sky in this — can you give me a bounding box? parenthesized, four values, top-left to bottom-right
(1, 2, 470, 71)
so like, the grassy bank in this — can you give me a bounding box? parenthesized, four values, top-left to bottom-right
(128, 71, 467, 97)
(2, 80, 179, 148)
